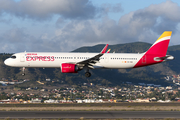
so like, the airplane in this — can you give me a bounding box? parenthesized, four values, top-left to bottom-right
(4, 31, 174, 77)
(106, 49, 111, 53)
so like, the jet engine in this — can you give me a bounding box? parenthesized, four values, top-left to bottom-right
(61, 63, 79, 73)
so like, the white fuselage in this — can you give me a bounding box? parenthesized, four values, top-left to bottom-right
(4, 52, 144, 69)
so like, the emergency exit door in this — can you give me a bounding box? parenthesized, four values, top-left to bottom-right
(20, 54, 25, 62)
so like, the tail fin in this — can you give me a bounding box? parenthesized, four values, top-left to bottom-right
(146, 31, 172, 56)
(134, 31, 172, 68)
(100, 44, 109, 54)
(106, 49, 111, 53)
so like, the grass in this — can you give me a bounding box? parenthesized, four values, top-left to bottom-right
(0, 103, 180, 111)
(0, 106, 180, 111)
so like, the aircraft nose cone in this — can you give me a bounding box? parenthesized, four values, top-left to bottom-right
(4, 59, 7, 65)
(4, 59, 10, 66)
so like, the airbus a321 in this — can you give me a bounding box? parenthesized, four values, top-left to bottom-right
(4, 31, 174, 77)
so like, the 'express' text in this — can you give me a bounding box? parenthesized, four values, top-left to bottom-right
(26, 56, 55, 61)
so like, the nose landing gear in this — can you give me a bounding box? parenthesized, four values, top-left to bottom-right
(22, 67, 25, 76)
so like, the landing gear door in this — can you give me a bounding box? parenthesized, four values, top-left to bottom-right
(20, 54, 25, 62)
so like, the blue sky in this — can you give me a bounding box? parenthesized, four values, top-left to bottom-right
(0, 0, 180, 53)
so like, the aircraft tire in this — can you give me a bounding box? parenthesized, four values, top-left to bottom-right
(85, 72, 91, 77)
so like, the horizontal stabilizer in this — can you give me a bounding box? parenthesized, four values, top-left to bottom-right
(154, 55, 174, 61)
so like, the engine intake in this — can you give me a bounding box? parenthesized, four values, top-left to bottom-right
(61, 63, 79, 73)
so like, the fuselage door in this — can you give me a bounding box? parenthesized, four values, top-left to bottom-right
(20, 54, 25, 62)
(142, 55, 146, 63)
(105, 55, 109, 63)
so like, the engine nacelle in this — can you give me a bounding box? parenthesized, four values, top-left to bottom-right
(61, 63, 78, 73)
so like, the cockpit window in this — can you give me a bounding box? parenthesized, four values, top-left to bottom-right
(11, 56, 16, 59)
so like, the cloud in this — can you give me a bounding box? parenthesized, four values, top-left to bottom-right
(53, 0, 180, 51)
(0, 19, 122, 53)
(56, 17, 68, 28)
(0, 0, 97, 20)
(119, 0, 180, 39)
(100, 3, 123, 15)
(0, 28, 55, 52)
(0, 18, 12, 24)
(54, 19, 122, 51)
(111, 3, 123, 13)
(0, 28, 35, 52)
(1, 0, 180, 53)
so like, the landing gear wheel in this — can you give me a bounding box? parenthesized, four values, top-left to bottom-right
(85, 72, 91, 78)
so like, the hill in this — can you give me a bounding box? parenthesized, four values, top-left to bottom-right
(1, 42, 180, 86)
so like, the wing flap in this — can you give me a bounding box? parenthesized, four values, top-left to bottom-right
(76, 44, 108, 69)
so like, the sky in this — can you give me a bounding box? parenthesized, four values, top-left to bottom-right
(0, 0, 180, 53)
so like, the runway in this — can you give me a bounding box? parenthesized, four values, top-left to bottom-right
(1, 111, 180, 119)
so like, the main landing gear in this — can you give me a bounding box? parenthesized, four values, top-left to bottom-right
(85, 72, 91, 78)
(22, 67, 25, 76)
(85, 67, 91, 77)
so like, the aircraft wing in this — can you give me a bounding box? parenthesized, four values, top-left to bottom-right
(76, 44, 108, 69)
